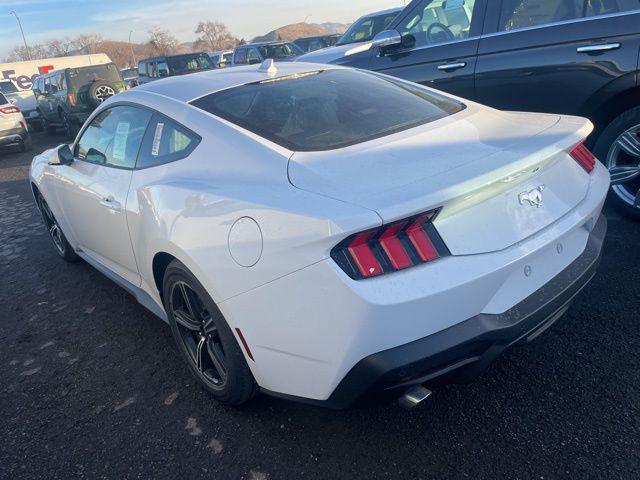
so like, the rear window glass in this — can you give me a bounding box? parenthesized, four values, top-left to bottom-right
(0, 81, 18, 94)
(68, 64, 122, 88)
(190, 69, 464, 151)
(0, 92, 7, 104)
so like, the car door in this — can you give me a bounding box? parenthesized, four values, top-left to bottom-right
(368, 0, 486, 99)
(55, 105, 152, 285)
(475, 0, 640, 115)
(42, 76, 56, 121)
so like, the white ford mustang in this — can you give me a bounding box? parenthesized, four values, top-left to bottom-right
(30, 61, 609, 408)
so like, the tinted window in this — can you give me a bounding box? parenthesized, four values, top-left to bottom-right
(247, 48, 262, 64)
(166, 54, 213, 74)
(257, 43, 302, 60)
(68, 64, 122, 89)
(0, 81, 18, 94)
(234, 49, 248, 65)
(191, 69, 464, 152)
(75, 106, 152, 168)
(499, 0, 631, 31)
(138, 62, 148, 76)
(0, 92, 7, 105)
(337, 11, 400, 45)
(136, 115, 200, 168)
(397, 0, 477, 49)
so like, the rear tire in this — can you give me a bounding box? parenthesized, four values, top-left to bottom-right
(594, 106, 640, 220)
(163, 260, 258, 406)
(36, 192, 79, 262)
(20, 133, 32, 152)
(62, 112, 77, 140)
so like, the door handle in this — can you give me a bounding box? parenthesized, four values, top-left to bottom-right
(437, 62, 467, 72)
(99, 196, 122, 212)
(577, 43, 621, 54)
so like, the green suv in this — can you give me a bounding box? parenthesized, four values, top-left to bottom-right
(33, 63, 125, 138)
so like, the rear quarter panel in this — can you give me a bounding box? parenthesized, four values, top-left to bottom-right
(123, 96, 379, 307)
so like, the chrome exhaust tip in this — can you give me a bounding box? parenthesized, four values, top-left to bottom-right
(399, 386, 432, 410)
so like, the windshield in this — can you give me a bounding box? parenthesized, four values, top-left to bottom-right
(167, 54, 213, 74)
(258, 43, 303, 60)
(337, 10, 401, 45)
(0, 81, 18, 94)
(69, 64, 122, 88)
(191, 69, 464, 151)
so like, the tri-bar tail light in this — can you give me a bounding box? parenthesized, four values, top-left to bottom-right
(570, 141, 596, 173)
(331, 209, 450, 280)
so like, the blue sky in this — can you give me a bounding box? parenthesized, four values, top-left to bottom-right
(0, 0, 404, 58)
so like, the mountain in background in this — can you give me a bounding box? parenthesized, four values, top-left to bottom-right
(252, 22, 348, 43)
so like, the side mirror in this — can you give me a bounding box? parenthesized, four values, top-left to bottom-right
(371, 30, 402, 51)
(51, 144, 74, 166)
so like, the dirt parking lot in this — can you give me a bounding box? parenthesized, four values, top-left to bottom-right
(1, 133, 639, 479)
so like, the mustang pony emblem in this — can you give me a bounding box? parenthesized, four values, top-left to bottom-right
(518, 185, 545, 208)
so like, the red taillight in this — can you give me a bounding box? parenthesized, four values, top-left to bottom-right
(331, 209, 449, 280)
(0, 106, 20, 114)
(570, 141, 596, 173)
(67, 93, 77, 107)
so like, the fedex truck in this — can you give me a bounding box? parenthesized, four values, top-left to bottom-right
(0, 54, 111, 128)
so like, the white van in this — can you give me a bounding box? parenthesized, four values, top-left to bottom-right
(0, 54, 111, 129)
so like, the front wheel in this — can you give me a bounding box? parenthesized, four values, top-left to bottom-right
(163, 260, 258, 406)
(36, 192, 79, 262)
(595, 106, 640, 220)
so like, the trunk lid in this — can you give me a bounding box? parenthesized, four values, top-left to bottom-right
(288, 105, 594, 255)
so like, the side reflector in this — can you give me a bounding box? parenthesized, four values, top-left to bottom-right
(235, 328, 254, 362)
(331, 209, 449, 280)
(570, 141, 596, 173)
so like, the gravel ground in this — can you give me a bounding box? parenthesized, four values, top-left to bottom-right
(1, 133, 639, 480)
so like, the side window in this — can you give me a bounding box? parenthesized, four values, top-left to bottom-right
(247, 48, 261, 64)
(397, 0, 477, 49)
(234, 49, 248, 65)
(499, 0, 632, 31)
(75, 106, 152, 169)
(138, 61, 148, 77)
(157, 60, 169, 77)
(149, 62, 158, 78)
(136, 115, 200, 169)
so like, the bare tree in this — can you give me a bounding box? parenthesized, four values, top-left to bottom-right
(47, 37, 75, 57)
(147, 27, 178, 56)
(195, 20, 237, 51)
(6, 44, 49, 61)
(74, 34, 104, 54)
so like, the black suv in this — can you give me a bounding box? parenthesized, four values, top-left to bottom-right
(33, 63, 124, 138)
(328, 0, 640, 218)
(137, 53, 214, 85)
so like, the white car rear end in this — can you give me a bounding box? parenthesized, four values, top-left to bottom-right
(29, 63, 609, 407)
(0, 92, 31, 151)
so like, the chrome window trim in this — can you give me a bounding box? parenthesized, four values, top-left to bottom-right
(380, 35, 481, 57)
(483, 8, 640, 38)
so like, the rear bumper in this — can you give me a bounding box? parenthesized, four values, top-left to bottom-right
(265, 214, 607, 409)
(0, 127, 28, 146)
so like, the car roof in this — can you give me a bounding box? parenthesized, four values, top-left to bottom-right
(132, 62, 343, 103)
(361, 6, 403, 18)
(237, 40, 294, 48)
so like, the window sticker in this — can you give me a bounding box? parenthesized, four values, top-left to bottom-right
(445, 0, 464, 10)
(152, 122, 164, 156)
(112, 122, 130, 162)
